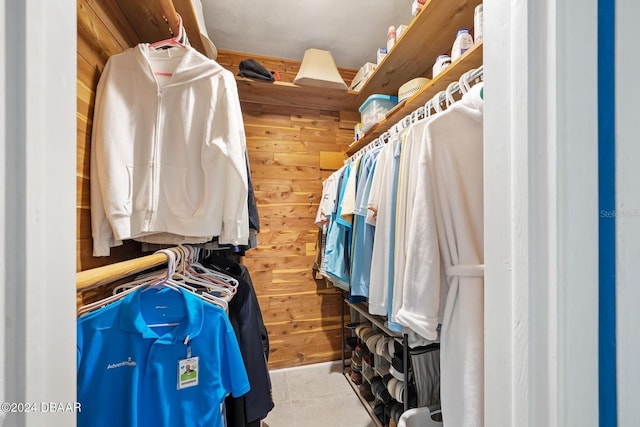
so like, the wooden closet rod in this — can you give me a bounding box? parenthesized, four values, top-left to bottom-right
(159, 0, 181, 38)
(76, 252, 169, 292)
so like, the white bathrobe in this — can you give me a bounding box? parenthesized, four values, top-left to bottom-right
(398, 84, 484, 426)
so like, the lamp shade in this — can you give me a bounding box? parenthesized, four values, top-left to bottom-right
(293, 48, 348, 90)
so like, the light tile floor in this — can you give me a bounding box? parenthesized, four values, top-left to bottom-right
(262, 361, 377, 427)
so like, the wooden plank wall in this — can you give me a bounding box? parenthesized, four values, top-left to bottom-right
(217, 49, 358, 369)
(77, 0, 146, 273)
(240, 100, 352, 368)
(77, 0, 359, 368)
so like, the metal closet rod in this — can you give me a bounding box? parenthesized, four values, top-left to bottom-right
(347, 65, 484, 163)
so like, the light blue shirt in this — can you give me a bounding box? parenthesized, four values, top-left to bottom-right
(325, 164, 352, 289)
(350, 148, 382, 297)
(387, 139, 404, 332)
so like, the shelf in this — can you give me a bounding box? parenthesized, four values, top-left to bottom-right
(235, 77, 358, 111)
(343, 373, 384, 427)
(346, 41, 483, 155)
(347, 299, 404, 339)
(354, 0, 482, 106)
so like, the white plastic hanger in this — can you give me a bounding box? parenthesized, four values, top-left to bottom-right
(149, 13, 188, 51)
(78, 248, 230, 318)
(459, 70, 473, 94)
(77, 249, 181, 317)
(177, 246, 238, 298)
(445, 82, 458, 108)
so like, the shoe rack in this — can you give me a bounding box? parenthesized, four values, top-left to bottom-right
(341, 294, 411, 427)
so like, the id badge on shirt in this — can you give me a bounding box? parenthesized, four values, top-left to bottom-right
(177, 356, 199, 390)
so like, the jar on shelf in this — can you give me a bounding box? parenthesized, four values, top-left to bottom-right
(451, 28, 474, 61)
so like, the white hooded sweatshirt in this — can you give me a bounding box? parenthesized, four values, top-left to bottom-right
(91, 44, 248, 256)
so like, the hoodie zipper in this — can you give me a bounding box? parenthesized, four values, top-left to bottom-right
(149, 88, 162, 227)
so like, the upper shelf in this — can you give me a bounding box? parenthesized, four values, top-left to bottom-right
(346, 40, 483, 155)
(235, 78, 358, 111)
(219, 0, 481, 112)
(354, 0, 483, 107)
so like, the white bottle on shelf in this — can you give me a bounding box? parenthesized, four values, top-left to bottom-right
(432, 54, 451, 78)
(474, 4, 484, 42)
(411, 0, 426, 16)
(451, 28, 474, 61)
(387, 25, 397, 51)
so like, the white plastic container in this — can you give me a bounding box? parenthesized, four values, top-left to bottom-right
(387, 25, 397, 51)
(396, 24, 408, 40)
(358, 94, 398, 134)
(411, 0, 426, 16)
(432, 54, 451, 78)
(377, 48, 388, 65)
(451, 28, 474, 61)
(349, 62, 376, 91)
(474, 4, 484, 42)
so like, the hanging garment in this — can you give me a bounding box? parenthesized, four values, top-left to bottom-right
(324, 164, 352, 290)
(315, 169, 340, 228)
(367, 134, 403, 320)
(339, 157, 368, 302)
(202, 254, 274, 425)
(392, 118, 430, 321)
(91, 44, 249, 256)
(398, 83, 484, 426)
(409, 344, 441, 409)
(350, 147, 382, 297)
(77, 286, 250, 427)
(315, 169, 341, 278)
(136, 153, 260, 248)
(340, 156, 361, 226)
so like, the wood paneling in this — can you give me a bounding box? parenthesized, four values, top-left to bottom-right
(226, 47, 353, 370)
(242, 102, 348, 369)
(77, 0, 143, 273)
(78, 0, 348, 370)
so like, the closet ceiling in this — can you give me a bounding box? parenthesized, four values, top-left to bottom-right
(201, 0, 414, 69)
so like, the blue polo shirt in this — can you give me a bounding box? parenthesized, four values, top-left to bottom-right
(77, 286, 250, 427)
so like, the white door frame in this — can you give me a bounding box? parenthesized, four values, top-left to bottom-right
(484, 0, 600, 425)
(1, 1, 77, 426)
